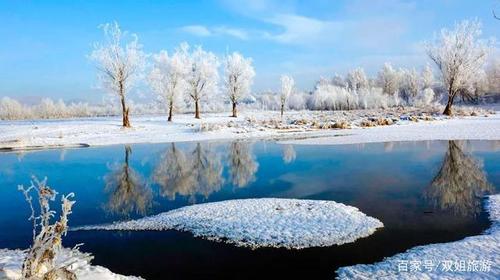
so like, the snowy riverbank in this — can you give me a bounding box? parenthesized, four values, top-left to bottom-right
(73, 198, 384, 249)
(0, 107, 498, 150)
(282, 111, 500, 146)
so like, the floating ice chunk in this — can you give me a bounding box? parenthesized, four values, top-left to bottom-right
(75, 198, 383, 249)
(337, 194, 500, 280)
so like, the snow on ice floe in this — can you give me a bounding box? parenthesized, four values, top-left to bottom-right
(0, 248, 143, 280)
(336, 194, 500, 280)
(74, 198, 384, 249)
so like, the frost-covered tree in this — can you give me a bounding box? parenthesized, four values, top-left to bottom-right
(89, 22, 146, 127)
(148, 44, 189, 122)
(399, 68, 419, 104)
(331, 74, 347, 88)
(421, 63, 434, 90)
(311, 83, 355, 110)
(346, 68, 368, 91)
(34, 99, 69, 119)
(413, 88, 435, 107)
(463, 70, 489, 103)
(377, 63, 400, 95)
(256, 91, 280, 110)
(228, 141, 258, 188)
(0, 97, 26, 120)
(224, 52, 255, 117)
(186, 45, 219, 119)
(288, 91, 308, 110)
(279, 75, 294, 117)
(426, 20, 490, 115)
(486, 54, 500, 93)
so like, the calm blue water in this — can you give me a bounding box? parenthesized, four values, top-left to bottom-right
(0, 140, 498, 279)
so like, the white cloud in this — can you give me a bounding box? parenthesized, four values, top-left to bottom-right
(213, 26, 249, 40)
(180, 25, 212, 37)
(262, 14, 343, 46)
(179, 25, 249, 40)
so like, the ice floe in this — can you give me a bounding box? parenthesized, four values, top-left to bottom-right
(336, 194, 500, 279)
(74, 198, 384, 249)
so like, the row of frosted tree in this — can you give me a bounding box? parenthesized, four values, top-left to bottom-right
(0, 20, 498, 122)
(87, 19, 496, 127)
(258, 64, 438, 112)
(89, 22, 261, 127)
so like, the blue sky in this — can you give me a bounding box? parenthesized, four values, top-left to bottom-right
(0, 0, 498, 102)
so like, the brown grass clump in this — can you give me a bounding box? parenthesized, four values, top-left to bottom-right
(332, 121, 351, 129)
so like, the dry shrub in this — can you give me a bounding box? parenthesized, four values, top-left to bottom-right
(360, 120, 376, 127)
(18, 177, 89, 280)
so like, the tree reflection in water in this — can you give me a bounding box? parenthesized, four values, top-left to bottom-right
(228, 141, 259, 188)
(152, 143, 196, 200)
(103, 146, 153, 217)
(153, 143, 223, 203)
(425, 140, 494, 216)
(282, 144, 296, 164)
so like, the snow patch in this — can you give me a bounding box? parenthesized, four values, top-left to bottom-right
(74, 198, 384, 249)
(0, 248, 143, 280)
(336, 194, 500, 279)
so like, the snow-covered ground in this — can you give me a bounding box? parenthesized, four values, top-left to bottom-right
(73, 198, 384, 249)
(337, 194, 500, 280)
(0, 248, 143, 280)
(0, 107, 498, 150)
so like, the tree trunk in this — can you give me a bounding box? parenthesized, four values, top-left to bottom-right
(443, 79, 456, 116)
(280, 104, 284, 118)
(195, 100, 200, 119)
(231, 102, 237, 118)
(125, 146, 131, 165)
(168, 102, 173, 122)
(120, 93, 131, 128)
(443, 92, 456, 116)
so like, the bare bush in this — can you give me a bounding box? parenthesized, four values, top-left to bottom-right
(18, 177, 89, 280)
